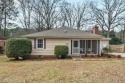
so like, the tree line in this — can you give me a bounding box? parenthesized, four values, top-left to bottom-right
(0, 0, 125, 41)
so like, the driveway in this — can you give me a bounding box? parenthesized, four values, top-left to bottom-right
(109, 53, 125, 57)
(0, 55, 6, 58)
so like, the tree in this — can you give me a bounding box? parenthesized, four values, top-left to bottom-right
(74, 2, 89, 29)
(91, 0, 125, 38)
(109, 37, 122, 45)
(0, 0, 18, 37)
(18, 0, 33, 33)
(105, 30, 122, 45)
(59, 1, 74, 28)
(32, 0, 61, 31)
(59, 1, 89, 29)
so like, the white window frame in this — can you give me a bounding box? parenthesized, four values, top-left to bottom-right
(36, 38, 44, 49)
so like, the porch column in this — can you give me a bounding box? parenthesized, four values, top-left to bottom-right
(97, 40, 98, 54)
(85, 40, 86, 54)
(98, 40, 100, 54)
(91, 40, 92, 53)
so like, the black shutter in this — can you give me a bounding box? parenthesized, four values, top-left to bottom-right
(34, 38, 36, 49)
(44, 38, 46, 49)
(71, 40, 72, 54)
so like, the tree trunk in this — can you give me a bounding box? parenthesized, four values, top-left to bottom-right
(4, 7, 6, 37)
(107, 30, 110, 38)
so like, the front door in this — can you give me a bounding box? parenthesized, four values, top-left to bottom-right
(72, 40, 80, 54)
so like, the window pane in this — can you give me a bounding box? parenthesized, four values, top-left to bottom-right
(38, 44, 43, 48)
(92, 40, 97, 54)
(74, 41, 78, 47)
(80, 40, 85, 54)
(86, 40, 92, 53)
(37, 39, 43, 48)
(38, 39, 43, 43)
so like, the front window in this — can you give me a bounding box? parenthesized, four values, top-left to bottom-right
(37, 39, 43, 48)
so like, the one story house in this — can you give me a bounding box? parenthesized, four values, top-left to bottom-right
(22, 26, 110, 57)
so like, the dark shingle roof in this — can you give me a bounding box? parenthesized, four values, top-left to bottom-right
(22, 27, 104, 39)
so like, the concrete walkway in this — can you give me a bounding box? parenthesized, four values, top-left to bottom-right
(109, 53, 125, 57)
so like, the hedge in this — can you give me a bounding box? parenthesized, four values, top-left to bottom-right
(6, 38, 32, 59)
(54, 45, 68, 59)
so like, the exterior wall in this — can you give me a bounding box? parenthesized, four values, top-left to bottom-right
(100, 40, 109, 53)
(30, 38, 109, 56)
(100, 40, 109, 48)
(0, 40, 6, 47)
(30, 38, 71, 55)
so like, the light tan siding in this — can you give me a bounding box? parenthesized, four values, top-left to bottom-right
(30, 38, 71, 55)
(100, 40, 109, 54)
(100, 40, 109, 48)
(29, 38, 109, 56)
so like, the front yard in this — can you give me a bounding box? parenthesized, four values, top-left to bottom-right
(0, 57, 125, 83)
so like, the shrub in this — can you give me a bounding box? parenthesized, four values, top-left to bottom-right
(107, 55, 111, 58)
(6, 38, 32, 60)
(85, 54, 87, 57)
(103, 47, 112, 53)
(0, 46, 4, 54)
(117, 55, 121, 58)
(54, 45, 68, 59)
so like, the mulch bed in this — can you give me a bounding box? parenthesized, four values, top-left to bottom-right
(1, 54, 123, 61)
(81, 54, 122, 59)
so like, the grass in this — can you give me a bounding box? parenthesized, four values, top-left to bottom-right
(0, 57, 125, 83)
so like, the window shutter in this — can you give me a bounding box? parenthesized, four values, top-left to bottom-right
(44, 38, 46, 49)
(34, 38, 36, 49)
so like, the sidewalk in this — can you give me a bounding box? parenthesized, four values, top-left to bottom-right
(109, 53, 125, 57)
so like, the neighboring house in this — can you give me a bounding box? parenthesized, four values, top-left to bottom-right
(22, 26, 110, 57)
(0, 36, 6, 47)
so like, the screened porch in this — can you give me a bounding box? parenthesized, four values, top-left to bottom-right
(72, 40, 100, 55)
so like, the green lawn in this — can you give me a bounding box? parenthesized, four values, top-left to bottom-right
(0, 57, 125, 83)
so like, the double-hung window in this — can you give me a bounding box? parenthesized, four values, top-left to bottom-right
(37, 39, 43, 48)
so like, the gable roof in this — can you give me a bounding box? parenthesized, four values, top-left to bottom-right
(22, 27, 104, 39)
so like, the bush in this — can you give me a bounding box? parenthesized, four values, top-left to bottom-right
(103, 47, 112, 53)
(54, 45, 68, 59)
(117, 55, 121, 58)
(109, 37, 122, 45)
(0, 46, 4, 54)
(6, 38, 32, 60)
(107, 54, 111, 58)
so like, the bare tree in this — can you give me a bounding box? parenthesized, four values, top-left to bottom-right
(91, 0, 125, 37)
(0, 0, 18, 36)
(74, 2, 89, 29)
(59, 1, 89, 29)
(59, 1, 75, 28)
(18, 0, 33, 33)
(32, 0, 61, 31)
